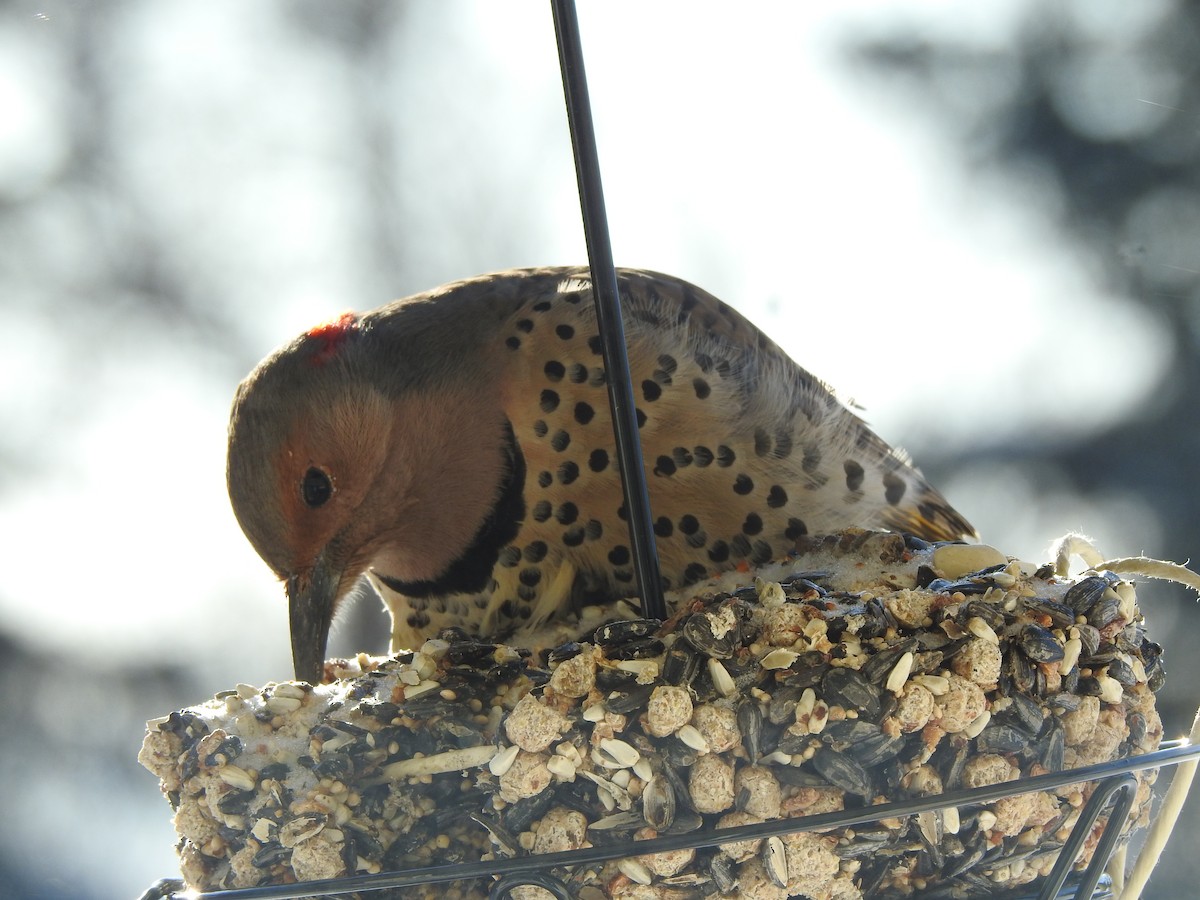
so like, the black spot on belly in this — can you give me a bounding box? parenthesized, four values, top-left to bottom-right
(563, 526, 585, 546)
(716, 446, 736, 467)
(537, 471, 553, 488)
(844, 460, 865, 492)
(672, 447, 693, 468)
(733, 474, 754, 495)
(785, 518, 808, 540)
(884, 472, 906, 505)
(693, 378, 711, 400)
(533, 419, 548, 438)
(680, 287, 699, 314)
(642, 380, 662, 402)
(556, 324, 575, 340)
(555, 501, 578, 525)
(585, 519, 603, 540)
(654, 517, 673, 537)
(632, 308, 664, 328)
(695, 353, 713, 373)
(569, 363, 588, 383)
(407, 611, 431, 629)
(506, 336, 521, 350)
(657, 354, 677, 375)
(754, 428, 771, 456)
(802, 446, 822, 474)
(774, 430, 793, 458)
(544, 360, 565, 381)
(588, 449, 609, 472)
(516, 318, 534, 333)
(767, 486, 788, 508)
(679, 514, 700, 535)
(540, 389, 560, 413)
(532, 300, 552, 312)
(518, 584, 538, 602)
(708, 540, 730, 563)
(498, 546, 521, 568)
(587, 335, 603, 355)
(524, 541, 548, 562)
(574, 402, 595, 425)
(751, 540, 774, 564)
(519, 567, 542, 586)
(654, 455, 676, 477)
(558, 461, 579, 484)
(614, 569, 634, 583)
(742, 513, 763, 535)
(550, 429, 571, 451)
(693, 446, 714, 467)
(608, 545, 630, 566)
(636, 409, 647, 429)
(685, 529, 707, 549)
(730, 534, 751, 557)
(532, 500, 552, 522)
(682, 563, 708, 585)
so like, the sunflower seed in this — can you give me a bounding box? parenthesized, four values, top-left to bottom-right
(217, 764, 256, 792)
(707, 658, 736, 697)
(617, 858, 653, 885)
(488, 744, 520, 777)
(677, 724, 710, 754)
(886, 651, 915, 693)
(761, 648, 801, 670)
(600, 739, 641, 768)
(643, 774, 676, 831)
(1019, 624, 1064, 663)
(763, 836, 789, 887)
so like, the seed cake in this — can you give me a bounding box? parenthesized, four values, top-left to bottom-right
(139, 531, 1166, 899)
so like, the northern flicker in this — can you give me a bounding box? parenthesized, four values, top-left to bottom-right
(227, 267, 974, 683)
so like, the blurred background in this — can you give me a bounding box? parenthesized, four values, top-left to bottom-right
(1, 1, 1198, 896)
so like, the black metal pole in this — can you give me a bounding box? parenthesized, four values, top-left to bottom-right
(550, 0, 666, 622)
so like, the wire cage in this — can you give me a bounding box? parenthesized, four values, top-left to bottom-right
(142, 3, 1199, 898)
(139, 740, 1200, 900)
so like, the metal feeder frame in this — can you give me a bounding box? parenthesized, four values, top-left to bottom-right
(141, 3, 1199, 898)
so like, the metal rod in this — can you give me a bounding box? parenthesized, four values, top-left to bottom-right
(490, 872, 573, 900)
(1037, 774, 1139, 900)
(550, 0, 666, 622)
(1074, 776, 1139, 900)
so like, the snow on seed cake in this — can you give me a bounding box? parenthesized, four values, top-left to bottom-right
(140, 530, 1165, 899)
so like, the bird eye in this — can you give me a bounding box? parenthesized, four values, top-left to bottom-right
(301, 467, 334, 508)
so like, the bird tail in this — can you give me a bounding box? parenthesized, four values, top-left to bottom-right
(881, 489, 977, 543)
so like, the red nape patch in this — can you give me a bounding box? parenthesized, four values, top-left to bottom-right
(306, 312, 359, 365)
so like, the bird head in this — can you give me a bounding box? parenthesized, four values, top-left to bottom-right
(226, 307, 512, 683)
